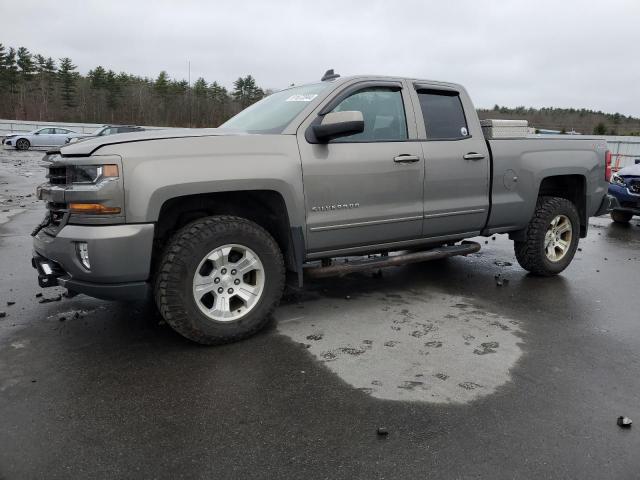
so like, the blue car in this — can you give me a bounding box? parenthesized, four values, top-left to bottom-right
(608, 162, 640, 223)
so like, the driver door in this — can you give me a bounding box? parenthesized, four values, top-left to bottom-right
(32, 128, 55, 146)
(297, 80, 424, 254)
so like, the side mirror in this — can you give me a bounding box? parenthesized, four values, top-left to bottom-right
(312, 111, 364, 142)
(34, 132, 40, 135)
(635, 159, 640, 165)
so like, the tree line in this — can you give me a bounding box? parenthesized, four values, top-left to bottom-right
(478, 105, 640, 136)
(0, 43, 266, 127)
(2, 42, 640, 134)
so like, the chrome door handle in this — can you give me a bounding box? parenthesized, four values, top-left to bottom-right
(394, 154, 420, 163)
(463, 152, 485, 160)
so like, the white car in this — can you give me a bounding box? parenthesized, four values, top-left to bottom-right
(2, 127, 78, 150)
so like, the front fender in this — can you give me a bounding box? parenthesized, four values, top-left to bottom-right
(99, 134, 306, 228)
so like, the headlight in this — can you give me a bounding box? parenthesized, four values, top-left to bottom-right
(610, 173, 625, 187)
(69, 164, 119, 184)
(42, 152, 61, 163)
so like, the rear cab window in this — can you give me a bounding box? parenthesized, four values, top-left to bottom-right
(416, 89, 469, 140)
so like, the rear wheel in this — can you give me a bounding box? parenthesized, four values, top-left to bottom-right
(16, 138, 30, 150)
(154, 215, 285, 345)
(514, 196, 580, 276)
(611, 210, 633, 224)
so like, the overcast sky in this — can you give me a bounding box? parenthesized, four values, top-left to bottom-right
(2, 0, 639, 116)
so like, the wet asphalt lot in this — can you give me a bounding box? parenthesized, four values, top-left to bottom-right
(1, 148, 640, 479)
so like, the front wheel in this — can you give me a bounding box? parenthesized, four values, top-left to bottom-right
(154, 215, 285, 345)
(514, 196, 580, 276)
(16, 138, 30, 150)
(611, 210, 633, 224)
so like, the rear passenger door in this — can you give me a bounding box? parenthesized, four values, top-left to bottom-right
(410, 85, 490, 238)
(53, 129, 72, 145)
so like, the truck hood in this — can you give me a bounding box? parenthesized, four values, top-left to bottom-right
(617, 163, 640, 177)
(60, 128, 246, 156)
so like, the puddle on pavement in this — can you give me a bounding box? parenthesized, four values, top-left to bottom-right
(277, 292, 523, 404)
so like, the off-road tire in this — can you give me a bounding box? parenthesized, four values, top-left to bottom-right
(611, 210, 633, 224)
(16, 138, 30, 150)
(154, 215, 285, 345)
(514, 196, 580, 276)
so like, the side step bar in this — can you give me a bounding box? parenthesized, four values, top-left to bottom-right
(304, 241, 481, 279)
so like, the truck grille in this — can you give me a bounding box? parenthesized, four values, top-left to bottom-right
(47, 165, 67, 185)
(629, 180, 640, 195)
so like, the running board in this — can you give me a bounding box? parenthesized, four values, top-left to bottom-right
(304, 241, 481, 279)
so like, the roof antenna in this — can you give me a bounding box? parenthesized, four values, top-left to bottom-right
(321, 69, 340, 81)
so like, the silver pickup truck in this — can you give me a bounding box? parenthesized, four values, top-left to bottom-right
(32, 71, 616, 344)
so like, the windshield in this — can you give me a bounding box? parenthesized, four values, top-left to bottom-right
(220, 82, 332, 134)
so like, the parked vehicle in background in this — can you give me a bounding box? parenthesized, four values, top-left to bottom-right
(2, 127, 77, 150)
(608, 161, 640, 223)
(32, 71, 615, 345)
(65, 125, 145, 144)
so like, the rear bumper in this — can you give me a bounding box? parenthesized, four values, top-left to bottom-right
(32, 223, 154, 301)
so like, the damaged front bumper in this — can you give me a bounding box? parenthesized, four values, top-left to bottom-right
(32, 222, 155, 301)
(595, 194, 621, 217)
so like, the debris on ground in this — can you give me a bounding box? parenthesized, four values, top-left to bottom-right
(7, 301, 15, 306)
(494, 274, 509, 286)
(494, 261, 513, 267)
(376, 427, 389, 436)
(0, 311, 6, 318)
(345, 295, 351, 300)
(38, 294, 62, 304)
(35, 293, 42, 298)
(617, 416, 632, 428)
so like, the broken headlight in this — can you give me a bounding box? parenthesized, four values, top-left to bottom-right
(610, 173, 625, 187)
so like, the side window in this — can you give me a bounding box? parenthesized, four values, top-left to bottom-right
(417, 89, 469, 140)
(39, 128, 54, 134)
(54, 128, 68, 134)
(331, 87, 408, 142)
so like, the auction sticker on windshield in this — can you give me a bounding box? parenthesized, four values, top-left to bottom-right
(286, 94, 318, 102)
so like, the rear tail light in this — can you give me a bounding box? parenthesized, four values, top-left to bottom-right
(605, 150, 612, 182)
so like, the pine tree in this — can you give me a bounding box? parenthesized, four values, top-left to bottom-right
(232, 75, 264, 108)
(88, 66, 107, 90)
(0, 43, 7, 85)
(16, 47, 35, 80)
(209, 81, 228, 103)
(4, 47, 19, 93)
(58, 57, 78, 109)
(193, 77, 208, 97)
(154, 71, 170, 98)
(104, 69, 122, 112)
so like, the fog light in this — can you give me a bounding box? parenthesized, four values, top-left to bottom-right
(76, 242, 90, 269)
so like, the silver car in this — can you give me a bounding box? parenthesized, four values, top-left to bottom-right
(2, 127, 78, 150)
(65, 125, 145, 144)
